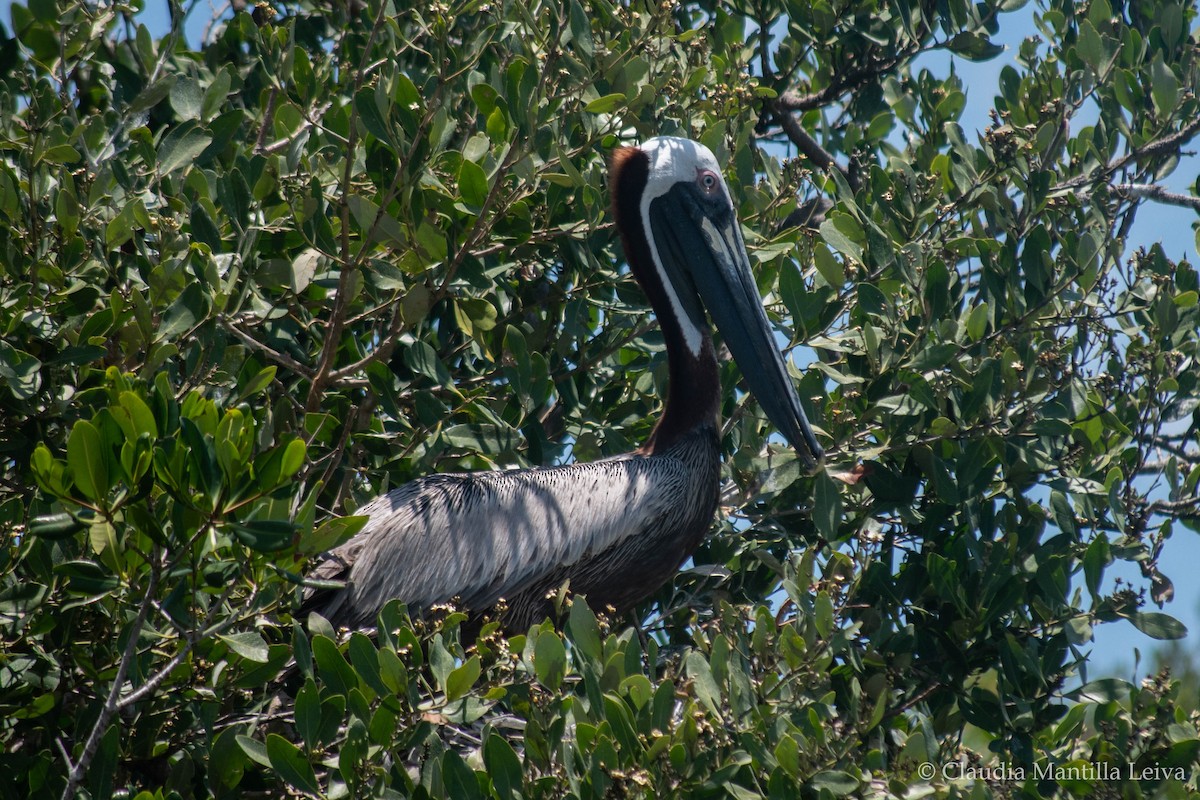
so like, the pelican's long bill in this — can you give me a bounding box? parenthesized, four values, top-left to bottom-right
(642, 141, 824, 471)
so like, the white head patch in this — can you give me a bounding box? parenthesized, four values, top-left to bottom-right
(636, 137, 735, 356)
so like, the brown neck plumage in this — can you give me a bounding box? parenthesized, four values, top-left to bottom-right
(609, 147, 720, 455)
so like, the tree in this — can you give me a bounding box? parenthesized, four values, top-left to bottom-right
(2, 0, 1199, 796)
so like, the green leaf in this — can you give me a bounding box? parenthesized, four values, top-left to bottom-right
(190, 203, 222, 249)
(441, 423, 517, 454)
(88, 518, 118, 555)
(1050, 490, 1077, 537)
(0, 342, 43, 400)
(266, 733, 320, 795)
(377, 646, 408, 695)
(67, 420, 108, 502)
(201, 67, 232, 121)
(238, 366, 277, 399)
(1125, 611, 1187, 640)
(159, 283, 211, 338)
(533, 629, 566, 689)
(104, 204, 135, 250)
(347, 632, 387, 697)
(119, 391, 158, 440)
(947, 31, 1004, 61)
(312, 634, 359, 695)
(813, 472, 842, 540)
(812, 242, 844, 286)
(294, 680, 320, 750)
(355, 86, 394, 146)
(210, 728, 246, 790)
(814, 590, 834, 638)
(454, 298, 498, 335)
(966, 302, 988, 341)
(809, 770, 860, 795)
(1083, 535, 1109, 596)
(446, 654, 481, 702)
(1150, 53, 1179, 116)
(229, 519, 296, 552)
(170, 77, 203, 121)
(299, 515, 367, 556)
(157, 121, 212, 175)
(442, 750, 483, 800)
(458, 159, 489, 208)
(56, 560, 120, 595)
(567, 600, 602, 662)
(39, 144, 79, 165)
(219, 631, 271, 663)
(483, 732, 523, 800)
(280, 438, 306, 479)
(566, 0, 594, 57)
(1076, 20, 1105, 73)
(253, 438, 302, 490)
(236, 735, 270, 768)
(348, 195, 406, 246)
(28, 512, 84, 540)
(584, 93, 625, 114)
(127, 76, 175, 115)
(684, 650, 722, 716)
(393, 72, 422, 130)
(775, 735, 801, 778)
(819, 216, 863, 261)
(486, 107, 509, 142)
(55, 181, 80, 235)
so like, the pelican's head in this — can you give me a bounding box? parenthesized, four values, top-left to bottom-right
(611, 136, 824, 471)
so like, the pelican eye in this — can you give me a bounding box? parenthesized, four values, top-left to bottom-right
(697, 170, 720, 195)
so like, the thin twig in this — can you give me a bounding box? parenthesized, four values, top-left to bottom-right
(221, 316, 316, 379)
(117, 642, 194, 709)
(304, 1, 392, 412)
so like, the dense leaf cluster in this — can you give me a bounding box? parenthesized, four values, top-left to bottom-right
(1, 0, 1199, 797)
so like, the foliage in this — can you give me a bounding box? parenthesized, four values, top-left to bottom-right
(1, 0, 1199, 796)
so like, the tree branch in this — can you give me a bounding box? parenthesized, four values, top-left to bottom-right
(1113, 183, 1200, 212)
(221, 316, 316, 379)
(304, 1, 391, 413)
(1056, 115, 1200, 194)
(62, 548, 161, 800)
(772, 104, 858, 191)
(1147, 496, 1200, 518)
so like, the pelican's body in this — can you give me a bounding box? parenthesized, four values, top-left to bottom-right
(304, 137, 822, 631)
(310, 428, 718, 630)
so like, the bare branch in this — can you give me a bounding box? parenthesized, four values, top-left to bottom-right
(1128, 114, 1200, 162)
(772, 105, 859, 192)
(221, 316, 316, 379)
(116, 642, 195, 710)
(1057, 115, 1200, 193)
(1147, 496, 1200, 517)
(304, 1, 392, 413)
(326, 308, 405, 383)
(62, 548, 162, 800)
(1113, 183, 1200, 212)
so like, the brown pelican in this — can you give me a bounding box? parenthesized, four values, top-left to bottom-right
(303, 137, 823, 632)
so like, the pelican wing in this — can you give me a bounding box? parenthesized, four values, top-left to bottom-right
(308, 451, 695, 627)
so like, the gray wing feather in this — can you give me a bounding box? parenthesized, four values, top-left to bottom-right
(311, 453, 689, 626)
